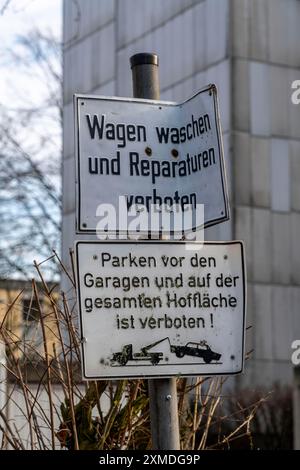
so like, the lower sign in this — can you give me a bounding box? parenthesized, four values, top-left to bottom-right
(75, 241, 246, 379)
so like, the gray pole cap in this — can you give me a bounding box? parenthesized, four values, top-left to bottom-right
(130, 53, 159, 68)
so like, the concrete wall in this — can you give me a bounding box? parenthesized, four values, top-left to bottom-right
(232, 0, 300, 388)
(62, 0, 231, 273)
(62, 0, 300, 387)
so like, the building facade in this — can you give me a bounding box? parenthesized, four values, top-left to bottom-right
(62, 0, 300, 388)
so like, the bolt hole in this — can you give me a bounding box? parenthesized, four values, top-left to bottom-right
(171, 149, 179, 158)
(145, 146, 152, 156)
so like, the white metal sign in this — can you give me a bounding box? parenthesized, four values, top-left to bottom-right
(74, 85, 229, 234)
(75, 241, 246, 379)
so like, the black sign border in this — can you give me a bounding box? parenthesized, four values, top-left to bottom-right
(75, 240, 246, 380)
(74, 85, 230, 235)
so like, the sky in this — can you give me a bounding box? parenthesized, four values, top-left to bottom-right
(0, 0, 62, 105)
(0, 0, 62, 169)
(0, 0, 62, 278)
(0, 0, 61, 45)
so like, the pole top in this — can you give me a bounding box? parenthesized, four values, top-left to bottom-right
(130, 53, 159, 69)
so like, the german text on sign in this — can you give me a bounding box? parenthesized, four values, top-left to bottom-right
(75, 241, 246, 379)
(74, 85, 229, 234)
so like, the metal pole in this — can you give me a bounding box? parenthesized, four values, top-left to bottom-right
(130, 52, 181, 450)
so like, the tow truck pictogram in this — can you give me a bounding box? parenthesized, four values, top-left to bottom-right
(111, 337, 221, 366)
(111, 342, 164, 366)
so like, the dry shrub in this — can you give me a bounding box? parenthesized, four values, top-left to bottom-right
(225, 386, 293, 449)
(0, 252, 263, 450)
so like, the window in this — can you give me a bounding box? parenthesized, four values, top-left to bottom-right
(22, 298, 40, 322)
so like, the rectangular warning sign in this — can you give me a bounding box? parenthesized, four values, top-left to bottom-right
(75, 241, 246, 379)
(74, 85, 229, 235)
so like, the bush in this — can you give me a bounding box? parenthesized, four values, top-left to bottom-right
(0, 253, 263, 450)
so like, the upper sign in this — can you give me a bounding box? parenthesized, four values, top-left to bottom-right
(75, 241, 246, 380)
(74, 85, 229, 234)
